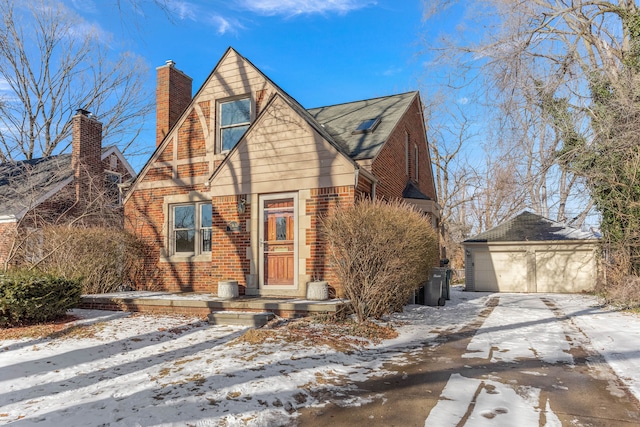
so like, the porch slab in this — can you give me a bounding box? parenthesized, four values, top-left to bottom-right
(79, 291, 348, 322)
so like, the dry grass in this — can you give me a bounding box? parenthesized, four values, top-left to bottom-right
(0, 315, 105, 340)
(231, 317, 398, 353)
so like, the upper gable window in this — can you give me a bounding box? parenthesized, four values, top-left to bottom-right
(353, 117, 381, 134)
(220, 98, 250, 152)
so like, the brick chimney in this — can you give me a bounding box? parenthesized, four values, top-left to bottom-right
(71, 109, 103, 203)
(156, 60, 193, 147)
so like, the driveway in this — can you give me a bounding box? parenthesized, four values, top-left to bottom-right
(297, 293, 640, 426)
(2, 289, 640, 426)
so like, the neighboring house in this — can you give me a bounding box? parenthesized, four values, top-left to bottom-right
(463, 211, 599, 293)
(0, 110, 136, 268)
(124, 47, 439, 297)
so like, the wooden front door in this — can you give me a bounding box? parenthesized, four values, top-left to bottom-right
(261, 196, 296, 286)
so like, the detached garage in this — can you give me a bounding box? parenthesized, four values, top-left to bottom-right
(464, 211, 599, 293)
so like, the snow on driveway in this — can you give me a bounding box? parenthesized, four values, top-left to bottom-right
(426, 292, 640, 426)
(463, 295, 572, 364)
(1, 288, 640, 426)
(425, 373, 562, 427)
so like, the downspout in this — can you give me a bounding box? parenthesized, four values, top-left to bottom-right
(354, 169, 359, 194)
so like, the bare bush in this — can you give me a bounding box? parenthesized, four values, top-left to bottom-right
(16, 226, 146, 294)
(600, 252, 640, 309)
(322, 199, 439, 322)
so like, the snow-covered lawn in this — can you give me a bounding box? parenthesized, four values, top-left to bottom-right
(1, 287, 639, 426)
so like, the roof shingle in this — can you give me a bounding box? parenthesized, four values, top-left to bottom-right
(464, 211, 598, 242)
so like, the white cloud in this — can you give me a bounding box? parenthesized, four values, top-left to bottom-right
(457, 97, 469, 105)
(70, 0, 97, 14)
(208, 15, 244, 35)
(239, 0, 374, 16)
(166, 0, 198, 21)
(163, 1, 244, 34)
(66, 21, 111, 44)
(382, 66, 403, 76)
(0, 78, 11, 92)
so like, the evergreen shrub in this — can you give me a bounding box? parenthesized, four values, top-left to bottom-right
(0, 270, 81, 327)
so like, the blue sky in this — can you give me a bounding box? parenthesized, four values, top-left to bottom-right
(63, 0, 450, 168)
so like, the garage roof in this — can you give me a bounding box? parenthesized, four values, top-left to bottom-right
(464, 211, 598, 243)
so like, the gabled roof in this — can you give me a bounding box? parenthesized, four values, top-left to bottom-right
(464, 211, 598, 243)
(402, 181, 431, 200)
(233, 49, 371, 167)
(128, 47, 421, 200)
(0, 154, 72, 219)
(307, 91, 418, 160)
(0, 147, 133, 220)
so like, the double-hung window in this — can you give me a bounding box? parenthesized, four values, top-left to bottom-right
(172, 203, 212, 255)
(220, 98, 250, 152)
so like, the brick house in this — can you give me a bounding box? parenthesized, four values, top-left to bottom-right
(124, 47, 439, 297)
(0, 110, 136, 268)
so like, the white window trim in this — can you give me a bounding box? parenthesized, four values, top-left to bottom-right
(159, 191, 215, 262)
(258, 192, 299, 290)
(218, 96, 252, 154)
(169, 202, 213, 257)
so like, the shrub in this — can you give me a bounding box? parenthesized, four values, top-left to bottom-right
(17, 226, 146, 294)
(0, 270, 81, 327)
(322, 199, 439, 322)
(599, 253, 640, 309)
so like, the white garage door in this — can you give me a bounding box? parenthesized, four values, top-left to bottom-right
(535, 250, 596, 292)
(473, 251, 527, 292)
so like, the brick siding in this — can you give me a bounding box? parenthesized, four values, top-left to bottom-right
(305, 186, 355, 297)
(210, 195, 251, 292)
(372, 96, 437, 201)
(156, 62, 193, 147)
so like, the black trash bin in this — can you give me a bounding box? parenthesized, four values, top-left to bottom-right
(414, 284, 426, 305)
(443, 268, 452, 300)
(425, 269, 446, 306)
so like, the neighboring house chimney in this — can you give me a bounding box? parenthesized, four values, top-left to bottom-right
(72, 109, 103, 203)
(156, 60, 193, 147)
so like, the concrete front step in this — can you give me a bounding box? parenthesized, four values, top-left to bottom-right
(207, 311, 275, 327)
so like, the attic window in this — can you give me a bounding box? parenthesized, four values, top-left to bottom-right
(220, 97, 251, 152)
(353, 117, 380, 134)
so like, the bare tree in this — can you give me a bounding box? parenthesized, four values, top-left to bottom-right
(421, 1, 620, 224)
(0, 0, 152, 161)
(424, 0, 640, 299)
(422, 90, 479, 265)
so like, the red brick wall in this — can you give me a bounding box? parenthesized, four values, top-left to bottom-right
(158, 140, 173, 162)
(124, 184, 214, 292)
(305, 185, 355, 297)
(126, 68, 213, 292)
(356, 174, 373, 199)
(372, 96, 437, 201)
(210, 195, 251, 293)
(177, 109, 206, 160)
(156, 62, 192, 147)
